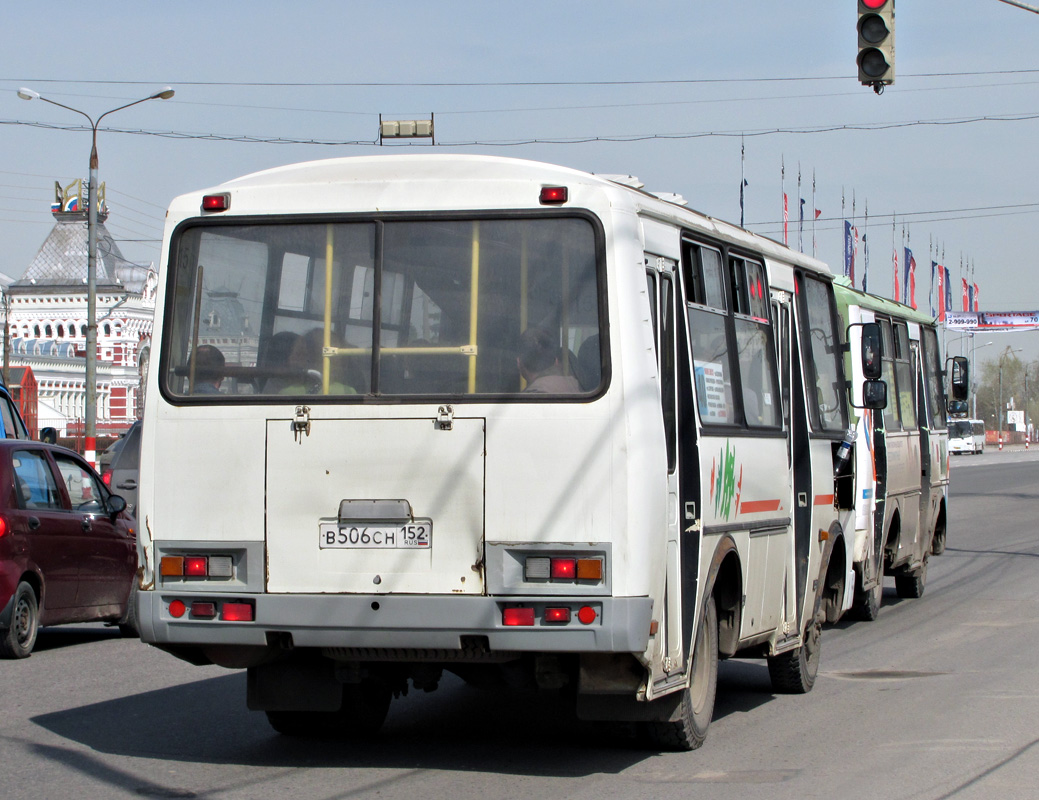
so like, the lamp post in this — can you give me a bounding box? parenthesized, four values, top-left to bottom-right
(17, 86, 173, 465)
(998, 346, 1023, 449)
(969, 336, 994, 419)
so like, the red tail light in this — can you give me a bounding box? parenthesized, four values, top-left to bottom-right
(221, 602, 254, 622)
(550, 558, 576, 580)
(102, 470, 112, 487)
(503, 607, 535, 626)
(184, 556, 208, 577)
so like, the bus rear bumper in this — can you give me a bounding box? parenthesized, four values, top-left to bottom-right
(138, 590, 653, 662)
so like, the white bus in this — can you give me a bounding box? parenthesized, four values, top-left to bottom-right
(137, 155, 878, 749)
(834, 280, 968, 619)
(949, 418, 985, 455)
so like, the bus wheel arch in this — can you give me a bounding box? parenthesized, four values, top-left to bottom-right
(819, 524, 847, 624)
(706, 540, 743, 659)
(930, 499, 947, 556)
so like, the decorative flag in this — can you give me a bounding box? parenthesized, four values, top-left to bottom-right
(944, 266, 953, 315)
(905, 248, 917, 310)
(862, 232, 869, 293)
(844, 221, 854, 282)
(853, 227, 859, 288)
(962, 278, 969, 312)
(973, 282, 979, 312)
(968, 282, 975, 312)
(739, 178, 748, 227)
(783, 194, 789, 245)
(798, 198, 805, 252)
(929, 261, 937, 317)
(936, 265, 946, 322)
(893, 248, 900, 303)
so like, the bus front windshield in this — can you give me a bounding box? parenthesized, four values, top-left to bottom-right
(162, 216, 603, 400)
(949, 420, 972, 438)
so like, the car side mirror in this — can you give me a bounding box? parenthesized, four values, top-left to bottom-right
(108, 494, 127, 519)
(40, 427, 57, 444)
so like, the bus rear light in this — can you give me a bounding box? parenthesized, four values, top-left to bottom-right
(161, 556, 184, 577)
(578, 606, 597, 625)
(503, 607, 535, 626)
(539, 186, 568, 205)
(184, 556, 208, 577)
(221, 602, 254, 622)
(207, 556, 234, 578)
(169, 599, 187, 618)
(550, 558, 577, 580)
(576, 558, 603, 580)
(544, 607, 571, 623)
(524, 557, 550, 580)
(202, 193, 230, 212)
(190, 602, 217, 619)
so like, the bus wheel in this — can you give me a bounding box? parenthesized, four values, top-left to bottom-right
(644, 595, 718, 751)
(851, 568, 882, 621)
(768, 616, 821, 694)
(266, 680, 391, 738)
(895, 558, 927, 599)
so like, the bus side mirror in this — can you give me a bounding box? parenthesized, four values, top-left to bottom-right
(948, 355, 969, 402)
(859, 322, 882, 380)
(947, 399, 968, 416)
(862, 379, 887, 410)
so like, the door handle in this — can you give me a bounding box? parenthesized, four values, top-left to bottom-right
(28, 516, 40, 530)
(117, 479, 138, 490)
(81, 518, 92, 531)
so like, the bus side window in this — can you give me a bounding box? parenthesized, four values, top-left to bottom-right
(683, 241, 736, 426)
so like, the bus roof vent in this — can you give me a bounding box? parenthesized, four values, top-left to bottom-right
(599, 174, 645, 190)
(649, 192, 688, 206)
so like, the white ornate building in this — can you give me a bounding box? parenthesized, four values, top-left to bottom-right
(3, 179, 156, 436)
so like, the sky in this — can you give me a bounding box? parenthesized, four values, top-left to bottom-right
(2, 0, 1038, 370)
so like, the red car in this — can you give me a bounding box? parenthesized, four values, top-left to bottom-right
(0, 441, 137, 658)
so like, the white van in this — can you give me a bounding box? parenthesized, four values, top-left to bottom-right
(949, 418, 985, 455)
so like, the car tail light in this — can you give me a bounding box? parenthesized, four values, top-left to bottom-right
(184, 556, 208, 577)
(102, 470, 112, 487)
(221, 602, 254, 622)
(502, 607, 535, 626)
(544, 607, 571, 623)
(0, 516, 6, 538)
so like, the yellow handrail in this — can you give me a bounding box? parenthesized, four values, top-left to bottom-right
(322, 224, 334, 394)
(467, 222, 480, 393)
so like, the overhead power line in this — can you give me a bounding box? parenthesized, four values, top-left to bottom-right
(6, 69, 1039, 87)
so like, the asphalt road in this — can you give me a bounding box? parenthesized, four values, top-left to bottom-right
(4, 452, 1039, 800)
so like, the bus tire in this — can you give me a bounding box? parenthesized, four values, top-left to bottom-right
(118, 584, 140, 638)
(265, 680, 391, 738)
(768, 617, 821, 694)
(851, 569, 882, 621)
(644, 595, 718, 751)
(895, 558, 927, 599)
(0, 582, 39, 659)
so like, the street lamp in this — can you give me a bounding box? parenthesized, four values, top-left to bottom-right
(998, 346, 1023, 449)
(17, 86, 173, 466)
(969, 336, 995, 418)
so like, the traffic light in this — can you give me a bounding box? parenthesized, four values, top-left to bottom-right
(858, 0, 895, 90)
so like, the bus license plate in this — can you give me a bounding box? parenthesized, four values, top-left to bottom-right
(319, 521, 432, 549)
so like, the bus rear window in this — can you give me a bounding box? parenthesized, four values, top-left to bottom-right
(162, 216, 603, 400)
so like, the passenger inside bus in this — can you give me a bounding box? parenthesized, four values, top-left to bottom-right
(278, 329, 358, 396)
(517, 328, 581, 394)
(192, 345, 225, 394)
